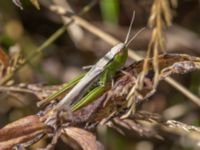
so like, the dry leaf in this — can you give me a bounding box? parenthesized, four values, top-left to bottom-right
(0, 115, 49, 150)
(63, 127, 100, 150)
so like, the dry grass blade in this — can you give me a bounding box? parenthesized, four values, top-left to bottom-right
(111, 111, 200, 149)
(126, 0, 177, 116)
(0, 84, 59, 101)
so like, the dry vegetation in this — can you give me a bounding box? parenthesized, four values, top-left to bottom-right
(0, 0, 200, 150)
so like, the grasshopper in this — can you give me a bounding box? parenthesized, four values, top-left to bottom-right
(39, 12, 144, 114)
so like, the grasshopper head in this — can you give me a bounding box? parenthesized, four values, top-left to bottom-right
(110, 43, 127, 57)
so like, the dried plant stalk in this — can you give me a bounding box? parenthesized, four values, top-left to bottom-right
(126, 0, 177, 116)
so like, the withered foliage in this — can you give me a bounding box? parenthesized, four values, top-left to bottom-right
(125, 0, 178, 117)
(0, 54, 200, 150)
(0, 46, 24, 85)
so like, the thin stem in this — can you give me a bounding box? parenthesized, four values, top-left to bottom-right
(0, 25, 67, 85)
(1, 0, 98, 85)
(165, 77, 200, 107)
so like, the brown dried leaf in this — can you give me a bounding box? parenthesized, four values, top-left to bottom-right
(0, 115, 49, 149)
(63, 127, 100, 150)
(128, 54, 200, 88)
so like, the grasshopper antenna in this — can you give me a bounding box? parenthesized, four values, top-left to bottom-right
(126, 27, 145, 47)
(124, 11, 135, 45)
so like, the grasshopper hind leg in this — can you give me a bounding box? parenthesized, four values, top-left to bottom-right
(71, 85, 105, 111)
